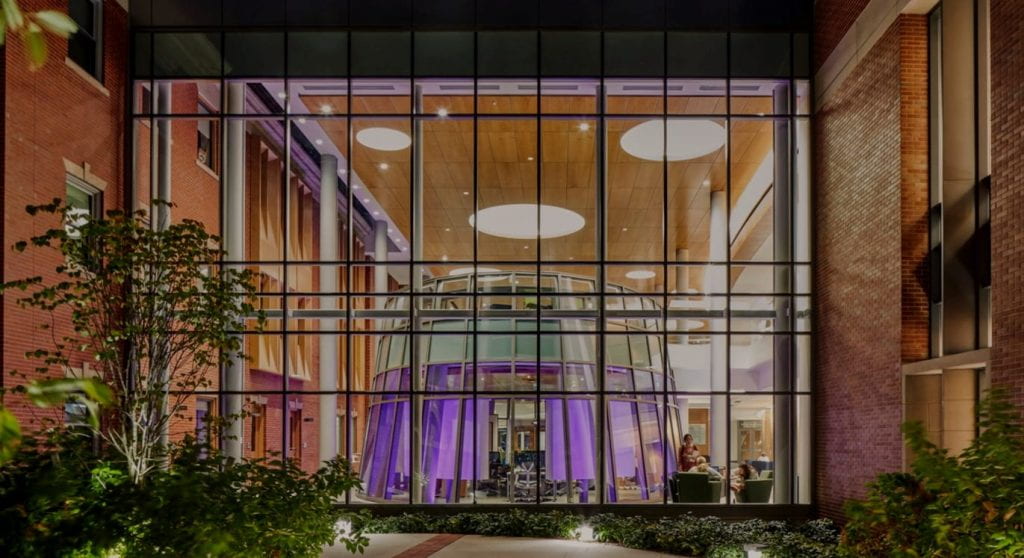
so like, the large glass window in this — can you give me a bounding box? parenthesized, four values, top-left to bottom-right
(133, 28, 811, 507)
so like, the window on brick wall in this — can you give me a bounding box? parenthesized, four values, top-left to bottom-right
(197, 104, 220, 174)
(195, 398, 217, 458)
(68, 0, 103, 82)
(250, 403, 267, 458)
(66, 176, 102, 237)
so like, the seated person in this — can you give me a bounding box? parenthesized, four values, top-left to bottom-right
(687, 456, 723, 479)
(677, 434, 701, 471)
(730, 462, 758, 494)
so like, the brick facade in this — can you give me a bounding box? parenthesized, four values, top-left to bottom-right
(989, 0, 1024, 407)
(2, 0, 127, 426)
(813, 15, 929, 519)
(813, 0, 872, 70)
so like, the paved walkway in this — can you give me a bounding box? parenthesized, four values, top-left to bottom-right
(323, 534, 678, 558)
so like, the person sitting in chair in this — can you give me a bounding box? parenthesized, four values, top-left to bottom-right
(687, 456, 723, 479)
(730, 462, 758, 494)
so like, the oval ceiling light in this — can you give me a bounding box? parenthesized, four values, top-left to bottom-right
(625, 270, 657, 280)
(448, 267, 500, 276)
(469, 204, 585, 239)
(620, 119, 726, 161)
(356, 127, 412, 151)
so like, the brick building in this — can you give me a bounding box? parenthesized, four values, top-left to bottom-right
(1, 0, 1021, 518)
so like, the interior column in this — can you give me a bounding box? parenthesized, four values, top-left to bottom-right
(222, 82, 246, 459)
(319, 154, 339, 464)
(772, 82, 793, 504)
(708, 190, 728, 470)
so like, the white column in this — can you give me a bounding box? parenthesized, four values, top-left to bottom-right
(155, 82, 172, 229)
(708, 191, 728, 469)
(154, 83, 173, 450)
(772, 83, 793, 503)
(223, 82, 246, 459)
(319, 155, 339, 464)
(374, 220, 388, 299)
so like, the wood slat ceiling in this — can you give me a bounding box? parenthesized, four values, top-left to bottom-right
(301, 94, 774, 291)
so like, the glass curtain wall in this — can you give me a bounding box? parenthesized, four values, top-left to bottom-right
(132, 27, 812, 506)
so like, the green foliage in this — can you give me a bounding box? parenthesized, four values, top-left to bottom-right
(0, 1, 78, 69)
(2, 200, 263, 482)
(357, 510, 838, 557)
(0, 377, 113, 465)
(589, 514, 839, 558)
(0, 435, 367, 558)
(841, 389, 1024, 557)
(356, 509, 582, 539)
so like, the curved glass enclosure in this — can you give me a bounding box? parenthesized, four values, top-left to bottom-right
(359, 271, 677, 503)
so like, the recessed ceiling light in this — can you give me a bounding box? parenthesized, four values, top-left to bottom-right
(444, 227, 451, 232)
(362, 198, 370, 203)
(463, 191, 469, 196)
(527, 156, 534, 161)
(437, 107, 449, 118)
(315, 139, 323, 146)
(356, 127, 411, 151)
(401, 247, 407, 251)
(297, 117, 307, 124)
(441, 255, 448, 261)
(373, 211, 380, 216)
(352, 184, 359, 189)
(319, 104, 333, 115)
(449, 267, 500, 276)
(679, 319, 705, 330)
(523, 245, 528, 249)
(388, 228, 393, 233)
(703, 178, 711, 187)
(378, 162, 389, 171)
(620, 120, 726, 161)
(626, 270, 656, 280)
(277, 91, 288, 99)
(578, 122, 591, 132)
(469, 204, 585, 240)
(340, 169, 347, 174)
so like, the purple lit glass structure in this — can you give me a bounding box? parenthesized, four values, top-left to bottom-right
(357, 271, 683, 504)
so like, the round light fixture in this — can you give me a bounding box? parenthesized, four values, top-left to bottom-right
(356, 127, 412, 151)
(469, 204, 585, 239)
(448, 267, 500, 276)
(625, 270, 657, 280)
(620, 120, 726, 161)
(680, 319, 705, 331)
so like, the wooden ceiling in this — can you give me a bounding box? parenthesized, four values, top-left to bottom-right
(301, 94, 775, 291)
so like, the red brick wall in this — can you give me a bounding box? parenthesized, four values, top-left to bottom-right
(814, 15, 928, 519)
(813, 0, 872, 71)
(2, 0, 127, 427)
(989, 0, 1024, 406)
(899, 16, 931, 362)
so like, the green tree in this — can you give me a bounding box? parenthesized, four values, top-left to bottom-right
(2, 200, 262, 483)
(842, 389, 1024, 556)
(1, 0, 78, 69)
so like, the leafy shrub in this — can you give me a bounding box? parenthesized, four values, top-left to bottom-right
(589, 513, 838, 558)
(0, 435, 366, 557)
(356, 509, 582, 539)
(359, 510, 838, 557)
(841, 390, 1024, 557)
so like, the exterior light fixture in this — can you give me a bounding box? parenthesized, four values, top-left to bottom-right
(469, 204, 585, 239)
(620, 119, 726, 161)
